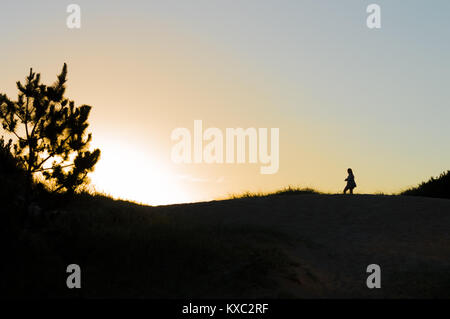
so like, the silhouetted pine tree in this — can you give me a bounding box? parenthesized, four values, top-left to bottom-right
(0, 64, 100, 202)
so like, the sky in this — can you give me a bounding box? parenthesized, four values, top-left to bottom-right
(1, 1, 449, 205)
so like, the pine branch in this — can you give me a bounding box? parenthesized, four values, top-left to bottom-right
(34, 163, 75, 173)
(34, 133, 73, 170)
(2, 116, 26, 141)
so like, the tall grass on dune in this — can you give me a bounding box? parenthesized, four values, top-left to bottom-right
(401, 170, 450, 199)
(228, 186, 321, 200)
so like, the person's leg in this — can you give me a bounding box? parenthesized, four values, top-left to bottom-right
(350, 188, 353, 194)
(343, 186, 349, 194)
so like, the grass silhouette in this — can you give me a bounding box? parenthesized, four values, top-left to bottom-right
(401, 170, 450, 199)
(227, 186, 321, 200)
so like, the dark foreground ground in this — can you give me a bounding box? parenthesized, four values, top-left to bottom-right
(2, 194, 450, 298)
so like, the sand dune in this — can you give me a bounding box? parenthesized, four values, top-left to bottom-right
(154, 194, 450, 298)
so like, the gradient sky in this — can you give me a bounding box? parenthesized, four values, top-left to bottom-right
(1, 1, 450, 205)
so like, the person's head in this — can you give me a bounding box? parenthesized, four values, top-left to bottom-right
(347, 168, 353, 175)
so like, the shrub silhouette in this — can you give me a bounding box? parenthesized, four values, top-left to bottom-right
(0, 136, 19, 175)
(402, 170, 450, 199)
(0, 64, 100, 201)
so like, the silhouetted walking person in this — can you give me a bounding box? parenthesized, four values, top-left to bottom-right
(343, 168, 356, 194)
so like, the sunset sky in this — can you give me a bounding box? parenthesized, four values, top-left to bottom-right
(1, 1, 450, 205)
